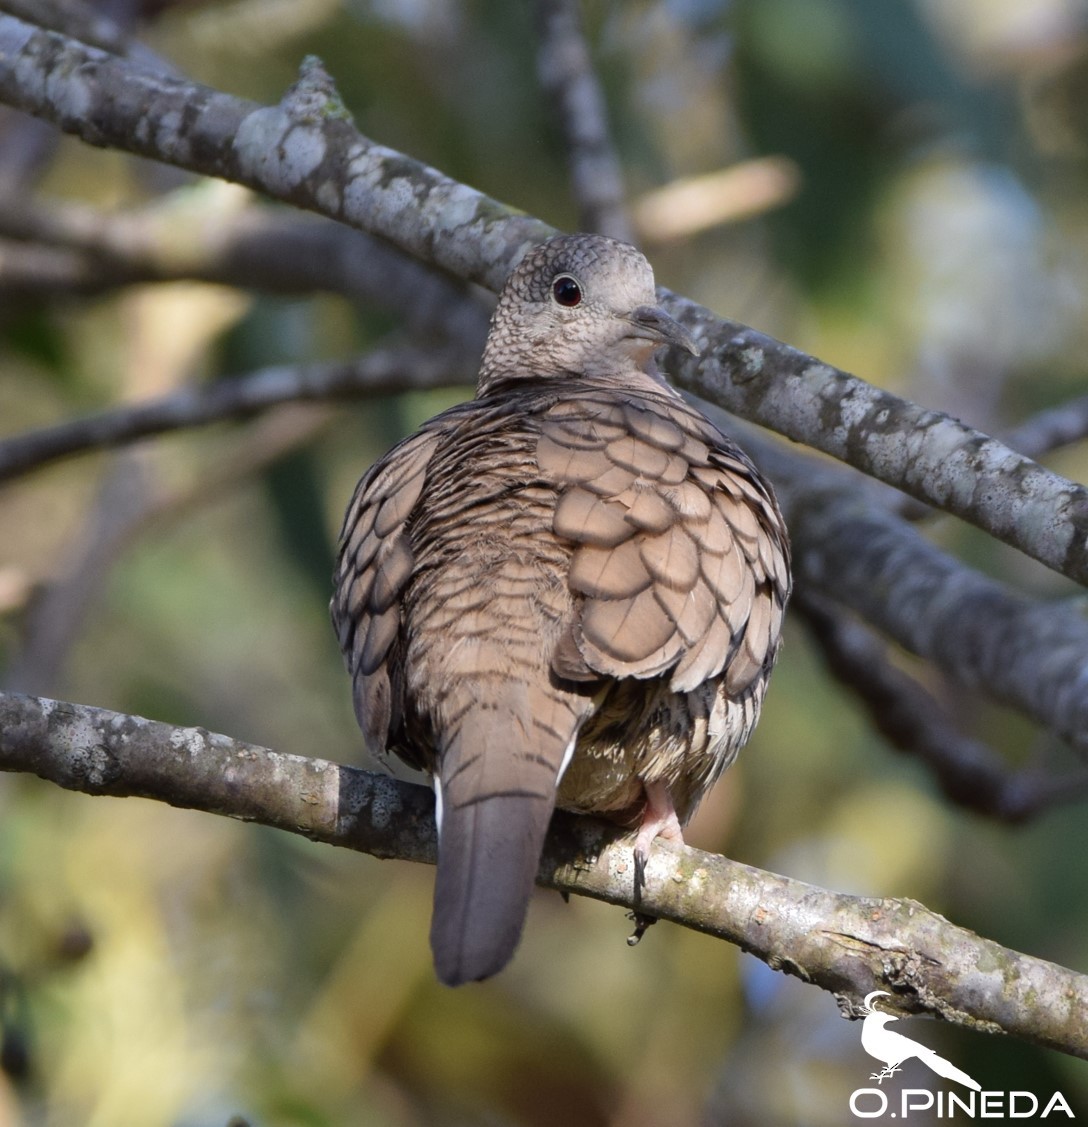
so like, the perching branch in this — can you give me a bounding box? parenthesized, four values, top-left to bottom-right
(1, 689, 1086, 1060)
(2, 16, 1087, 587)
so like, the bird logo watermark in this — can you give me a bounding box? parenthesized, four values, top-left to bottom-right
(861, 990, 981, 1090)
(849, 992, 1076, 1119)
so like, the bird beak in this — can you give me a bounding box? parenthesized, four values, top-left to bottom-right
(625, 305, 699, 356)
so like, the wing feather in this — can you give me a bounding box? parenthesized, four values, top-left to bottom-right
(541, 392, 790, 695)
(331, 429, 441, 753)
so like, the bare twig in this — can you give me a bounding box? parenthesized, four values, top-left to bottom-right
(0, 194, 491, 345)
(0, 0, 131, 55)
(1, 18, 1085, 586)
(0, 236, 92, 293)
(794, 590, 1088, 820)
(4, 406, 335, 693)
(0, 346, 473, 483)
(533, 0, 633, 243)
(1000, 393, 1088, 463)
(0, 688, 1085, 1059)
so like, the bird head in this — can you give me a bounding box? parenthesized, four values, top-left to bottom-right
(863, 990, 895, 1016)
(478, 233, 698, 393)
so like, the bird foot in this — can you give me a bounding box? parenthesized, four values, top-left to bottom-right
(633, 781, 684, 903)
(870, 1066, 901, 1084)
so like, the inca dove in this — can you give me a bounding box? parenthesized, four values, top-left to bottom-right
(332, 234, 790, 986)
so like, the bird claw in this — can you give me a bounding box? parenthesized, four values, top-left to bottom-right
(870, 1066, 901, 1084)
(633, 845, 648, 904)
(626, 911, 656, 946)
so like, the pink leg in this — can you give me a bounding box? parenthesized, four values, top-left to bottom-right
(633, 780, 684, 866)
(627, 782, 684, 935)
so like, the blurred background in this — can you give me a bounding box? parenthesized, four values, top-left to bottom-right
(2, 0, 1088, 1123)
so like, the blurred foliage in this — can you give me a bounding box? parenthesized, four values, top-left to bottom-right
(2, 0, 1088, 1123)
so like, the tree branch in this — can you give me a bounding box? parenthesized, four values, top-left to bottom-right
(794, 590, 1088, 820)
(666, 315, 1088, 591)
(1, 16, 1086, 586)
(0, 0, 170, 71)
(736, 425, 1088, 753)
(0, 688, 1085, 1059)
(999, 393, 1088, 463)
(0, 193, 491, 344)
(0, 345, 473, 483)
(3, 405, 335, 694)
(533, 0, 634, 243)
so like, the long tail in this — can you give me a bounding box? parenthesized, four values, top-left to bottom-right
(917, 1047, 982, 1091)
(429, 689, 577, 986)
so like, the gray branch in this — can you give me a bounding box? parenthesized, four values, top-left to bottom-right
(999, 393, 1088, 463)
(1, 16, 1086, 585)
(0, 195, 491, 345)
(0, 345, 474, 482)
(0, 0, 170, 70)
(666, 316, 1088, 591)
(794, 590, 1088, 819)
(1, 688, 1085, 1059)
(533, 0, 634, 243)
(739, 427, 1088, 752)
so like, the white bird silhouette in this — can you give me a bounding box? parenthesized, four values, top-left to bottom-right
(861, 991, 981, 1090)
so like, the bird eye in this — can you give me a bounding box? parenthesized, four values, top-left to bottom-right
(552, 275, 582, 307)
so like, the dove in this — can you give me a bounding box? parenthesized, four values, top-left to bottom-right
(332, 233, 790, 985)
